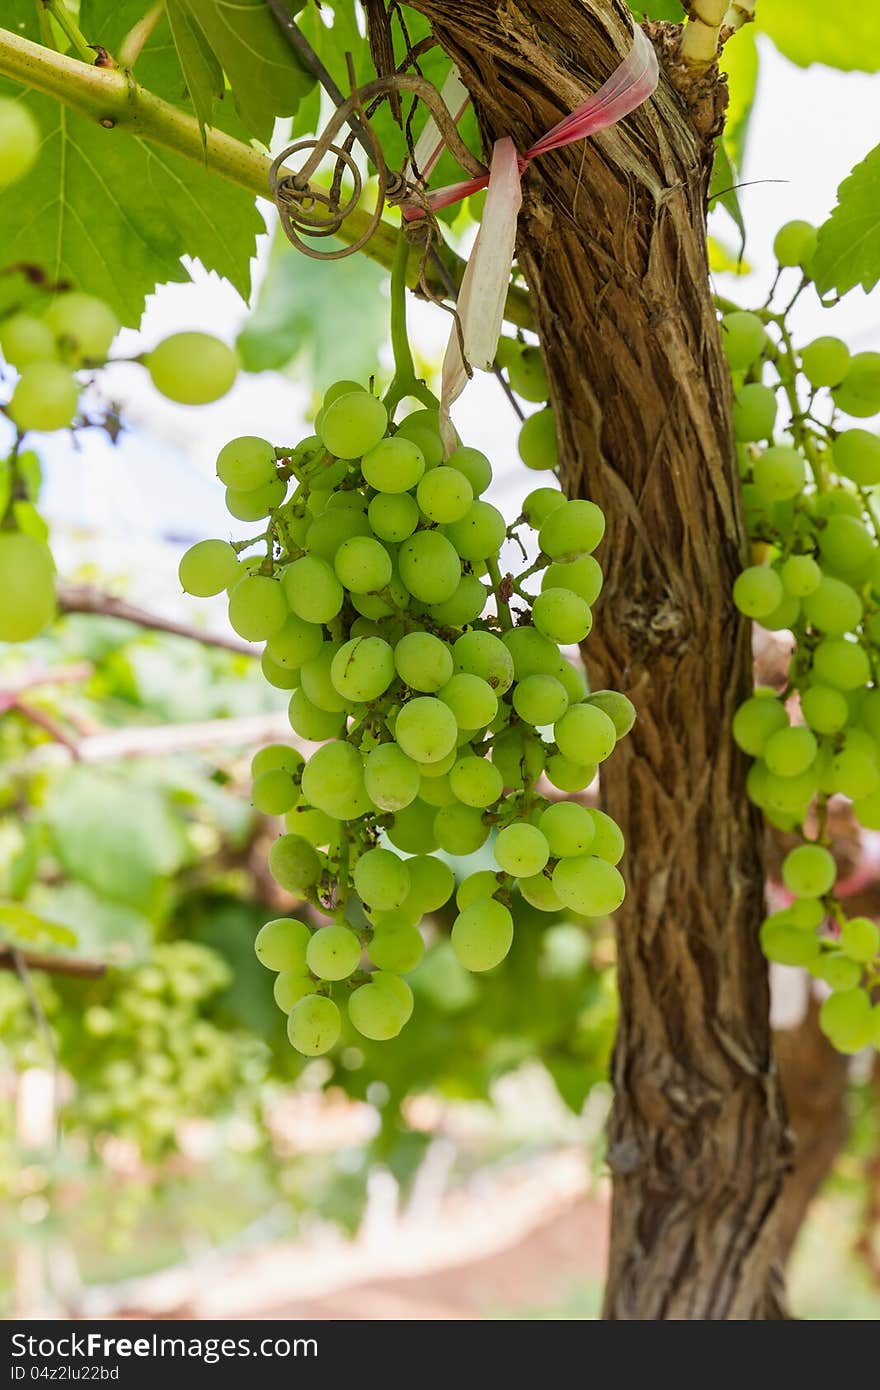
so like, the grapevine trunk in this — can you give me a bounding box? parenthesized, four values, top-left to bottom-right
(411, 0, 793, 1317)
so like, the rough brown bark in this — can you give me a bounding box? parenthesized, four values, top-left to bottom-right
(411, 0, 792, 1317)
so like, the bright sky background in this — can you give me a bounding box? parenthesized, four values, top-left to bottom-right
(34, 37, 880, 616)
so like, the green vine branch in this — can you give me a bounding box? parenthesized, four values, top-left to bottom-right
(0, 25, 532, 329)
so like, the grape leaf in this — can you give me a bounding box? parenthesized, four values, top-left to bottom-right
(163, 0, 225, 131)
(757, 0, 880, 72)
(0, 902, 77, 950)
(709, 138, 745, 253)
(0, 1, 263, 323)
(169, 0, 314, 142)
(27, 883, 153, 962)
(813, 142, 880, 297)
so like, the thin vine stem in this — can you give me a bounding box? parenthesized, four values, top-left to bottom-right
(383, 233, 435, 416)
(42, 0, 94, 65)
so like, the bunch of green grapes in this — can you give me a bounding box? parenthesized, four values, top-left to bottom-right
(179, 382, 633, 1057)
(723, 220, 880, 1054)
(57, 942, 265, 1158)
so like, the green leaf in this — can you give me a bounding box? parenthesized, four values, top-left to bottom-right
(26, 883, 152, 962)
(719, 26, 757, 172)
(164, 0, 225, 132)
(170, 0, 314, 142)
(813, 142, 880, 297)
(46, 767, 188, 912)
(0, 902, 77, 950)
(627, 1, 685, 19)
(757, 0, 880, 72)
(709, 138, 745, 252)
(238, 231, 389, 386)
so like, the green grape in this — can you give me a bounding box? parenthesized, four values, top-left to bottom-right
(418, 772, 456, 806)
(551, 854, 625, 916)
(449, 755, 504, 808)
(789, 897, 825, 929)
(810, 952, 861, 991)
(370, 971, 414, 1023)
(831, 730, 880, 798)
(538, 499, 605, 560)
(321, 391, 388, 456)
(420, 747, 458, 778)
(519, 872, 563, 912)
(523, 487, 564, 527)
(267, 613, 324, 670)
(179, 539, 239, 596)
(395, 696, 458, 764)
(253, 769, 300, 816)
(306, 505, 370, 561)
(763, 724, 816, 777)
(494, 822, 549, 877)
(800, 685, 847, 734)
(518, 408, 558, 470)
(0, 532, 55, 641)
(760, 593, 797, 633)
(856, 782, 880, 829)
(288, 688, 345, 741)
(813, 489, 863, 521)
(539, 802, 595, 858)
(301, 741, 369, 819)
(0, 312, 56, 367)
(507, 344, 548, 401)
(456, 870, 500, 910)
(839, 916, 880, 963)
(227, 575, 287, 641)
(395, 631, 454, 692)
(368, 491, 419, 542)
(417, 466, 473, 522)
(732, 383, 777, 442)
(752, 446, 805, 501)
(444, 500, 507, 560)
(781, 843, 836, 898)
(428, 574, 487, 626)
(9, 361, 78, 431)
(287, 994, 341, 1055)
(439, 672, 498, 729)
(451, 899, 514, 971)
(732, 566, 783, 618)
(720, 311, 766, 371)
(225, 479, 286, 520)
(860, 689, 880, 739)
(363, 743, 420, 811)
(361, 434, 424, 493)
(812, 637, 871, 690)
(832, 429, 880, 487)
(368, 922, 424, 972)
(532, 587, 592, 644)
(301, 644, 348, 712)
(762, 765, 817, 814)
(348, 982, 406, 1040)
(268, 834, 322, 894)
(404, 855, 455, 913)
(306, 924, 361, 980)
(273, 973, 313, 1013)
(587, 808, 625, 864)
(503, 626, 563, 680)
(45, 292, 119, 364)
(831, 352, 880, 418)
(148, 332, 238, 404)
(434, 802, 490, 855)
(446, 446, 492, 496)
(387, 799, 439, 853)
(399, 530, 461, 603)
(513, 674, 569, 726)
(780, 554, 821, 598)
(819, 514, 873, 584)
(395, 420, 444, 468)
(542, 555, 603, 606)
(330, 636, 395, 703)
(554, 703, 616, 764)
(282, 555, 344, 624)
(759, 915, 820, 967)
(802, 576, 862, 635)
(285, 804, 338, 847)
(585, 690, 636, 737)
(452, 631, 515, 694)
(254, 916, 310, 972)
(773, 220, 817, 269)
(800, 336, 850, 388)
(545, 753, 596, 793)
(556, 659, 588, 705)
(323, 379, 364, 408)
(334, 536, 393, 594)
(819, 988, 874, 1053)
(0, 98, 40, 188)
(354, 848, 411, 911)
(252, 743, 304, 778)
